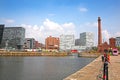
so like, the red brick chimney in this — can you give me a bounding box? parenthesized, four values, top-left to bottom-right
(98, 17, 102, 52)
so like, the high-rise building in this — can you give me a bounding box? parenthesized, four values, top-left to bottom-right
(80, 32, 94, 47)
(1, 27, 25, 49)
(75, 39, 80, 46)
(116, 37, 120, 47)
(59, 35, 75, 51)
(45, 36, 59, 49)
(0, 25, 4, 45)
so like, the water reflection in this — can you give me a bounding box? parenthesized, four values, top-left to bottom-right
(0, 57, 24, 80)
(0, 56, 95, 80)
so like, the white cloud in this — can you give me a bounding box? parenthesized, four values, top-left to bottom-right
(101, 30, 120, 43)
(21, 19, 76, 43)
(79, 22, 98, 33)
(62, 22, 75, 34)
(1, 18, 15, 23)
(79, 7, 88, 12)
(102, 30, 111, 42)
(21, 24, 41, 41)
(114, 32, 120, 37)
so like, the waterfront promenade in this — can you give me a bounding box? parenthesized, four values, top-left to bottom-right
(0, 51, 68, 56)
(64, 55, 120, 80)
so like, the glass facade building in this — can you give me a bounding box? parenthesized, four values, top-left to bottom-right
(1, 27, 25, 49)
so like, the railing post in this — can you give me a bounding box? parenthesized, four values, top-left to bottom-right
(103, 62, 106, 80)
(103, 56, 109, 80)
(105, 62, 108, 80)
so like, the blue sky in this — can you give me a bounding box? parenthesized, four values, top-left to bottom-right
(0, 0, 120, 45)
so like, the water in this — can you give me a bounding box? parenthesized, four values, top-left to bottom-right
(0, 56, 95, 80)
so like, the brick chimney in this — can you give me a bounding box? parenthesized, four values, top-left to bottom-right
(98, 17, 102, 52)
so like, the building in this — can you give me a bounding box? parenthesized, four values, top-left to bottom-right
(75, 39, 80, 46)
(101, 42, 110, 52)
(34, 41, 45, 49)
(80, 32, 94, 47)
(97, 17, 109, 52)
(24, 38, 35, 49)
(1, 27, 25, 49)
(0, 25, 4, 45)
(59, 34, 75, 51)
(109, 37, 116, 49)
(45, 36, 59, 50)
(34, 41, 40, 49)
(97, 17, 117, 52)
(39, 43, 45, 49)
(116, 37, 120, 47)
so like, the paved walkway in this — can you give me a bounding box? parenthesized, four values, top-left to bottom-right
(109, 55, 120, 80)
(64, 55, 120, 80)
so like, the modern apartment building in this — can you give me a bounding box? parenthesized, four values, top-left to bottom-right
(59, 34, 75, 51)
(116, 37, 120, 47)
(1, 27, 25, 49)
(24, 38, 35, 49)
(45, 36, 59, 49)
(80, 32, 94, 47)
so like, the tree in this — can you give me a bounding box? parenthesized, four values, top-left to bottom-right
(117, 46, 120, 51)
(92, 46, 98, 51)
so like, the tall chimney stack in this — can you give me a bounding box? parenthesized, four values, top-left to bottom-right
(98, 17, 102, 52)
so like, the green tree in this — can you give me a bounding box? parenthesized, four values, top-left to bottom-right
(92, 46, 98, 51)
(117, 46, 120, 51)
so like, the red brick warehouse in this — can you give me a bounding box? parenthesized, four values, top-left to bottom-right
(45, 36, 59, 50)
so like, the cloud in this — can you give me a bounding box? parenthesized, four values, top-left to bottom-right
(5, 19, 15, 23)
(84, 22, 97, 27)
(114, 32, 120, 37)
(1, 18, 15, 23)
(101, 30, 120, 43)
(79, 22, 98, 33)
(21, 19, 76, 43)
(79, 7, 88, 12)
(21, 24, 41, 41)
(102, 30, 111, 42)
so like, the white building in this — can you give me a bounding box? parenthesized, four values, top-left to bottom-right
(116, 37, 120, 47)
(59, 35, 75, 51)
(80, 32, 94, 47)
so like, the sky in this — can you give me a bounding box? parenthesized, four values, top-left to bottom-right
(0, 0, 120, 45)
